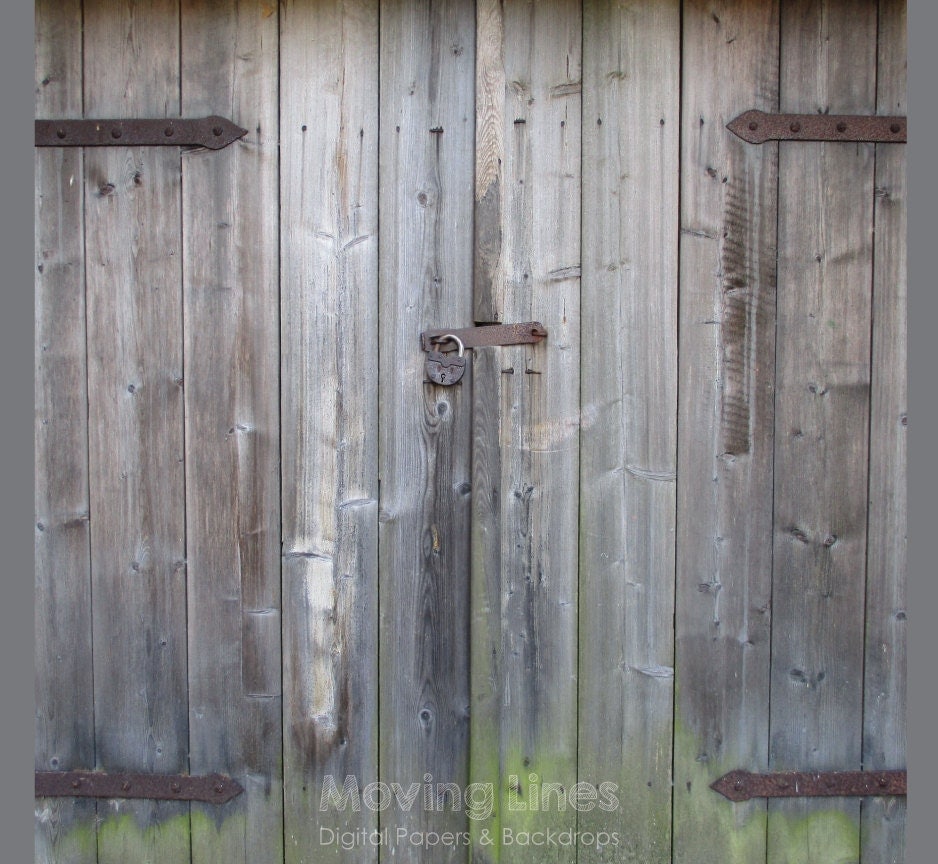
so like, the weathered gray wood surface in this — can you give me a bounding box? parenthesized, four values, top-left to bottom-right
(181, 2, 282, 862)
(578, 1, 679, 861)
(378, 0, 475, 859)
(33, 2, 908, 863)
(34, 1, 95, 861)
(472, 0, 505, 324)
(280, 2, 380, 862)
(82, 1, 190, 860)
(862, 0, 907, 860)
(470, 2, 581, 861)
(674, 2, 779, 863)
(769, 1, 877, 861)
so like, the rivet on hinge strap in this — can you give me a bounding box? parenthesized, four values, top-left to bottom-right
(35, 770, 244, 805)
(35, 116, 247, 150)
(710, 769, 906, 802)
(726, 110, 906, 144)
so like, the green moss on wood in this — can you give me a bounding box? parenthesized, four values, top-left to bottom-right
(96, 807, 191, 864)
(577, 727, 674, 864)
(34, 800, 98, 864)
(672, 716, 768, 864)
(767, 807, 860, 864)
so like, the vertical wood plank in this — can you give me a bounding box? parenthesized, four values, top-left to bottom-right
(470, 2, 581, 861)
(280, 2, 380, 862)
(674, 2, 779, 862)
(82, 1, 190, 860)
(578, 1, 679, 861)
(34, 1, 96, 860)
(181, 2, 282, 862)
(378, 0, 475, 860)
(473, 0, 505, 323)
(769, 1, 877, 861)
(862, 0, 907, 861)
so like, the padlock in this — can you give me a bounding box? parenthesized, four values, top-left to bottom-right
(426, 334, 466, 386)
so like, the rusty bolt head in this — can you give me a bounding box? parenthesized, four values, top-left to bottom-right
(111, 128, 122, 139)
(890, 123, 901, 134)
(121, 780, 131, 792)
(214, 783, 225, 794)
(836, 122, 847, 133)
(790, 122, 801, 133)
(171, 781, 181, 792)
(748, 121, 759, 131)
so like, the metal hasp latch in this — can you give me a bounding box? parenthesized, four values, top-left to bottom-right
(35, 116, 247, 150)
(727, 110, 906, 144)
(710, 769, 907, 802)
(420, 322, 548, 386)
(421, 322, 548, 353)
(35, 770, 244, 805)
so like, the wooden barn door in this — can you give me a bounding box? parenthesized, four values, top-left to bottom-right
(35, 1, 905, 863)
(673, 2, 906, 863)
(466, 1, 906, 863)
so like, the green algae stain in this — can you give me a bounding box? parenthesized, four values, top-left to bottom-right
(190, 806, 254, 864)
(468, 734, 503, 864)
(96, 807, 192, 864)
(35, 800, 98, 864)
(767, 808, 860, 864)
(467, 741, 586, 864)
(672, 714, 861, 864)
(577, 731, 674, 864)
(671, 716, 768, 864)
(36, 806, 246, 864)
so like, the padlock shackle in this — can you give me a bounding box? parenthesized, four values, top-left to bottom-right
(434, 334, 465, 357)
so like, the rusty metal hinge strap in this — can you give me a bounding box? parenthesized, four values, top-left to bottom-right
(711, 769, 906, 802)
(727, 110, 906, 144)
(35, 116, 247, 150)
(421, 322, 547, 353)
(35, 770, 244, 804)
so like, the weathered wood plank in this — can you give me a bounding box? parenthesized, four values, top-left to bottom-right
(34, 1, 96, 861)
(469, 2, 581, 861)
(768, 1, 877, 861)
(181, 2, 282, 862)
(674, 2, 779, 863)
(473, 0, 505, 323)
(82, 1, 190, 861)
(280, 2, 380, 862)
(578, 1, 679, 861)
(862, 1, 907, 861)
(378, 0, 475, 860)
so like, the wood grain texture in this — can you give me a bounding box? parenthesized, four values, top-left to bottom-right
(469, 2, 581, 861)
(769, 2, 877, 861)
(34, 1, 96, 861)
(181, 2, 282, 862)
(578, 1, 679, 861)
(378, 0, 475, 860)
(82, 2, 190, 861)
(473, 0, 505, 322)
(862, 1, 907, 861)
(674, 2, 779, 863)
(280, 2, 380, 862)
